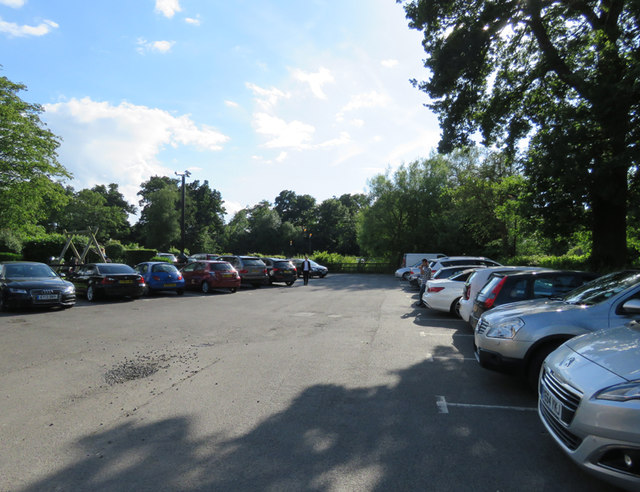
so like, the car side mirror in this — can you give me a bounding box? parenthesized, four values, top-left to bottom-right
(621, 298, 640, 315)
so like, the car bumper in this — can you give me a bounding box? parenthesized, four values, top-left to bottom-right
(539, 361, 640, 491)
(147, 280, 185, 291)
(99, 285, 145, 298)
(474, 345, 526, 375)
(3, 292, 76, 309)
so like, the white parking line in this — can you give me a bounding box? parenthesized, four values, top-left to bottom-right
(419, 331, 473, 337)
(425, 353, 476, 362)
(436, 395, 536, 414)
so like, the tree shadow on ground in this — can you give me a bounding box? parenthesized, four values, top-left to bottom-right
(17, 357, 615, 492)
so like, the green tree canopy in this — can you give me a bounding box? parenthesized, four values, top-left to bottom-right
(400, 0, 640, 269)
(0, 75, 70, 234)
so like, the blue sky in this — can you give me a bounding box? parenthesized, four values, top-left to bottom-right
(1, 0, 440, 220)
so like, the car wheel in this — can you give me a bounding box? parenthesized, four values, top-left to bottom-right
(526, 343, 561, 391)
(450, 297, 462, 317)
(229, 287, 237, 293)
(0, 295, 6, 312)
(201, 282, 210, 294)
(176, 289, 184, 296)
(86, 285, 97, 302)
(286, 281, 294, 286)
(402, 272, 410, 281)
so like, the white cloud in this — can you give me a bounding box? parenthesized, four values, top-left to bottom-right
(253, 113, 315, 149)
(136, 38, 175, 54)
(0, 17, 58, 37)
(185, 16, 201, 26)
(224, 100, 239, 108)
(275, 151, 287, 162)
(0, 0, 25, 7)
(381, 59, 399, 68)
(43, 97, 229, 206)
(292, 67, 334, 99)
(155, 0, 181, 18)
(246, 83, 290, 110)
(336, 90, 390, 122)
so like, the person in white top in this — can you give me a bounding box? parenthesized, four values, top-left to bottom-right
(301, 256, 312, 285)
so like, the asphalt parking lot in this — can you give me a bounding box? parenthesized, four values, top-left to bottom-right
(0, 274, 617, 491)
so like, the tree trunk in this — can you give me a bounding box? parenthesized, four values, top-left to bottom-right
(590, 164, 627, 271)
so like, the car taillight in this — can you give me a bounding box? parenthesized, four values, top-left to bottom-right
(484, 277, 507, 309)
(152, 275, 161, 281)
(239, 269, 248, 274)
(177, 274, 183, 280)
(101, 277, 116, 284)
(137, 277, 145, 284)
(428, 286, 445, 293)
(463, 285, 470, 300)
(273, 268, 280, 273)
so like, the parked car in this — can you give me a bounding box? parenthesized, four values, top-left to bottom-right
(69, 263, 145, 301)
(190, 253, 220, 261)
(217, 255, 268, 287)
(156, 252, 178, 264)
(135, 261, 185, 295)
(292, 259, 328, 278)
(474, 269, 640, 388)
(409, 264, 483, 288)
(395, 261, 422, 280)
(469, 270, 600, 329)
(262, 258, 297, 286)
(429, 256, 501, 274)
(539, 321, 640, 491)
(181, 260, 241, 293)
(422, 268, 479, 316)
(0, 261, 76, 310)
(459, 266, 546, 324)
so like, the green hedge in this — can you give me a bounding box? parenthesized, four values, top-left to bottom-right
(0, 252, 22, 261)
(125, 249, 157, 265)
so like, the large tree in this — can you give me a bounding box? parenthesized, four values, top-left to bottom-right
(400, 0, 640, 269)
(0, 75, 70, 234)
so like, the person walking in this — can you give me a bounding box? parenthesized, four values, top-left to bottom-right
(301, 256, 312, 285)
(416, 258, 432, 307)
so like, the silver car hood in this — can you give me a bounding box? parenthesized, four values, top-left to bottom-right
(565, 322, 640, 381)
(482, 298, 586, 322)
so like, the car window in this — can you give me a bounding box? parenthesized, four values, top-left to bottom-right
(532, 278, 554, 298)
(478, 276, 503, 298)
(137, 264, 148, 274)
(182, 263, 197, 272)
(564, 271, 640, 305)
(243, 258, 265, 266)
(97, 264, 135, 274)
(211, 262, 233, 271)
(152, 263, 177, 273)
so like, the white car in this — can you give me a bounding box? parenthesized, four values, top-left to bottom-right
(395, 261, 422, 280)
(459, 266, 545, 323)
(422, 268, 479, 316)
(539, 321, 640, 491)
(429, 256, 501, 276)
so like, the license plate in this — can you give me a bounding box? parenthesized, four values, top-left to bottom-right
(284, 270, 292, 274)
(119, 280, 133, 284)
(37, 294, 59, 300)
(164, 283, 176, 287)
(542, 387, 563, 421)
(222, 273, 232, 278)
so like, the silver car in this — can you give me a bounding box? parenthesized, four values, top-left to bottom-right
(539, 320, 640, 491)
(474, 270, 640, 388)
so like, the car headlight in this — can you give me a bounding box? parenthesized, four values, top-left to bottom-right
(9, 288, 27, 294)
(63, 285, 75, 294)
(486, 318, 524, 339)
(595, 381, 640, 402)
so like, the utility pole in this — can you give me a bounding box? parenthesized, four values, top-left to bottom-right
(175, 170, 191, 257)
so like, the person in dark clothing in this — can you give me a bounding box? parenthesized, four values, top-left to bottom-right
(416, 258, 432, 307)
(301, 256, 312, 285)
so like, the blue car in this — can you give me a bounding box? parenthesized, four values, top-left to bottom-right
(135, 261, 185, 295)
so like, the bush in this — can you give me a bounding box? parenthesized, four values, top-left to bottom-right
(22, 234, 68, 262)
(0, 252, 22, 261)
(124, 249, 157, 266)
(150, 256, 172, 263)
(105, 241, 126, 263)
(0, 230, 23, 254)
(505, 254, 592, 271)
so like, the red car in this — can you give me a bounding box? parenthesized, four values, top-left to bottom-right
(181, 260, 241, 293)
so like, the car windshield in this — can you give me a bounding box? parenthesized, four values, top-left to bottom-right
(96, 264, 135, 274)
(211, 263, 233, 271)
(152, 264, 178, 273)
(275, 261, 292, 268)
(242, 258, 265, 266)
(4, 263, 57, 278)
(563, 270, 640, 306)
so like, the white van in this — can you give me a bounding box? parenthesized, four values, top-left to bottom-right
(401, 253, 446, 268)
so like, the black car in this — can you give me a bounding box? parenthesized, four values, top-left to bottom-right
(469, 269, 600, 328)
(291, 258, 328, 278)
(69, 263, 146, 301)
(216, 255, 269, 287)
(262, 258, 297, 286)
(0, 261, 76, 310)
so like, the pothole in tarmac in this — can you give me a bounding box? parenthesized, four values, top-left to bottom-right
(104, 350, 197, 385)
